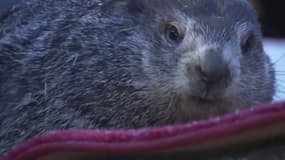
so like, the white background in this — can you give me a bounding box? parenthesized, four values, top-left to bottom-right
(264, 39, 285, 102)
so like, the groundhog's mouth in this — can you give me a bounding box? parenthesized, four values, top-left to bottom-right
(174, 94, 228, 108)
(172, 95, 233, 122)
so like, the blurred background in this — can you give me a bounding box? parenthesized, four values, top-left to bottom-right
(248, 0, 285, 38)
(0, 0, 284, 101)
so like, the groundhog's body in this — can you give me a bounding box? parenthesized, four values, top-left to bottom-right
(0, 0, 275, 154)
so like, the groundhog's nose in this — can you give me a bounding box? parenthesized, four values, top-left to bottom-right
(196, 51, 230, 88)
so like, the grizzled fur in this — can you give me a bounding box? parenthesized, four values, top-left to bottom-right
(0, 0, 275, 154)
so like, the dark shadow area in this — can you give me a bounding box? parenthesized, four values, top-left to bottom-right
(257, 1, 285, 38)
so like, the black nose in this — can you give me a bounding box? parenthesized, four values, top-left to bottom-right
(196, 51, 229, 86)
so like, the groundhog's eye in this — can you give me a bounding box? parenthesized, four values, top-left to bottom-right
(241, 32, 258, 55)
(165, 23, 184, 43)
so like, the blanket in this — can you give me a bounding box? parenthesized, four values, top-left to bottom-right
(1, 101, 285, 160)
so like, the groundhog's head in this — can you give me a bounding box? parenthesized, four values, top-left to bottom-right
(111, 0, 275, 121)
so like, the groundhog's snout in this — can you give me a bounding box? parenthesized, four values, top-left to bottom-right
(198, 51, 230, 86)
(187, 50, 231, 101)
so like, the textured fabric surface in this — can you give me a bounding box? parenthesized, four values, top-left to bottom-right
(1, 101, 285, 160)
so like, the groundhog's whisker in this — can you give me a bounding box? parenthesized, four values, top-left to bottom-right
(272, 52, 285, 65)
(275, 71, 285, 76)
(278, 81, 285, 87)
(277, 85, 285, 92)
(277, 79, 285, 83)
(274, 96, 283, 101)
(276, 90, 285, 95)
(276, 83, 285, 91)
(274, 95, 282, 99)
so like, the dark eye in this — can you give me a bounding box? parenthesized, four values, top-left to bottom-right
(241, 33, 258, 55)
(165, 23, 184, 43)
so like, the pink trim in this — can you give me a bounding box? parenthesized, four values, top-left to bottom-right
(1, 101, 285, 160)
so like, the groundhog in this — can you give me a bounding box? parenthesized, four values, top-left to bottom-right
(0, 0, 275, 154)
